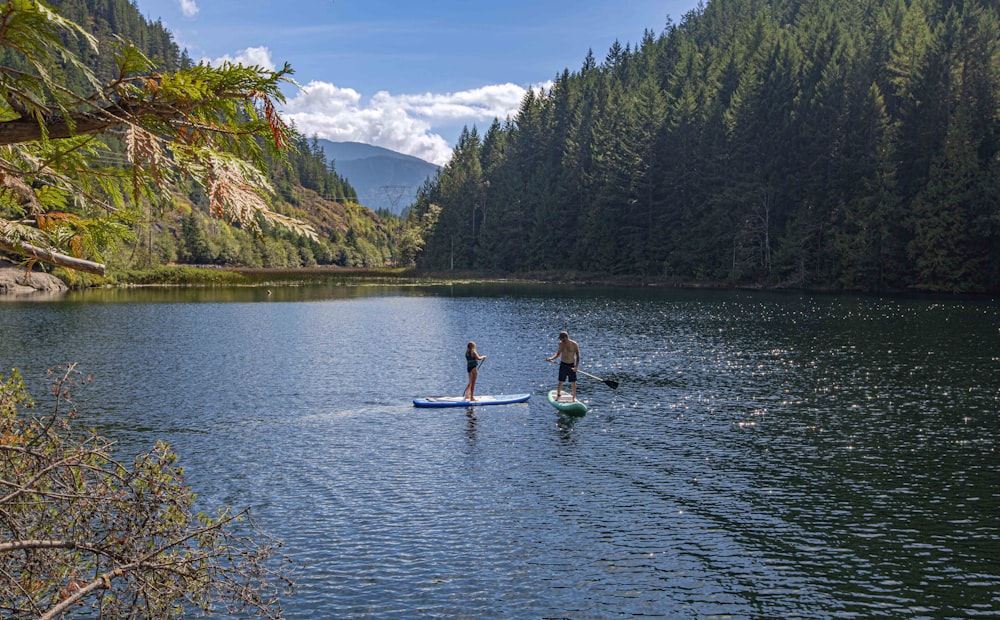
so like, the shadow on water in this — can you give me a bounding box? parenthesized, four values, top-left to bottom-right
(464, 407, 478, 442)
(555, 411, 582, 435)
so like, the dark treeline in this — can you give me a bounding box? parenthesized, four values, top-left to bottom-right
(413, 0, 1000, 293)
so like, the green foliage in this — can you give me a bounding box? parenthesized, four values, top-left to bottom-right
(419, 0, 1000, 293)
(0, 0, 434, 279)
(0, 0, 318, 277)
(105, 265, 252, 285)
(178, 211, 212, 263)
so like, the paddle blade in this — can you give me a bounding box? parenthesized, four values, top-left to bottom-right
(605, 379, 619, 389)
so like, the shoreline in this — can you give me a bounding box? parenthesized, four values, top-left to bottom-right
(2, 263, 995, 300)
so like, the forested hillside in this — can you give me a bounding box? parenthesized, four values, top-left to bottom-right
(17, 0, 407, 271)
(413, 0, 1000, 293)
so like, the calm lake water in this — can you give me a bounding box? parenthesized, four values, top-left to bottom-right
(2, 283, 998, 618)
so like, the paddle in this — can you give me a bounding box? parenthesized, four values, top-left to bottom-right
(578, 369, 619, 390)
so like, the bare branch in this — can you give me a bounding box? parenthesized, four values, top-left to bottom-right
(0, 237, 105, 275)
(39, 567, 125, 620)
(0, 539, 92, 553)
(0, 101, 184, 147)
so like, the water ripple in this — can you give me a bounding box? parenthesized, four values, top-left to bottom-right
(1, 287, 998, 617)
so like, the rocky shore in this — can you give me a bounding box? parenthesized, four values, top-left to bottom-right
(0, 261, 68, 296)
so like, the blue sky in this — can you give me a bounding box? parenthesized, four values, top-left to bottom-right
(133, 0, 702, 164)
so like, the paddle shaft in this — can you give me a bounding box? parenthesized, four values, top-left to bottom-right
(577, 369, 619, 389)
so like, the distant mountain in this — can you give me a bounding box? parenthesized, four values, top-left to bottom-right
(316, 140, 440, 214)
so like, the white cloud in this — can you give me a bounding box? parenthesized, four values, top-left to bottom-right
(178, 0, 198, 17)
(381, 83, 531, 122)
(281, 80, 546, 166)
(200, 44, 548, 166)
(206, 46, 276, 71)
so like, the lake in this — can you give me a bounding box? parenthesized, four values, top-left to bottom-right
(1, 283, 998, 618)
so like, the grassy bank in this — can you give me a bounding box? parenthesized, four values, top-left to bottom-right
(55, 263, 734, 291)
(90, 265, 705, 289)
(89, 265, 434, 287)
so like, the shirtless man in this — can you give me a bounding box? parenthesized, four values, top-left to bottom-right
(546, 331, 581, 401)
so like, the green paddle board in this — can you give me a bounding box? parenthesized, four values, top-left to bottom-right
(546, 390, 587, 416)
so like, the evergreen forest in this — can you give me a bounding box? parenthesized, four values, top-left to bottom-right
(412, 0, 1000, 293)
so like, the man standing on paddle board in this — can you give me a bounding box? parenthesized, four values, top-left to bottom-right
(546, 331, 580, 401)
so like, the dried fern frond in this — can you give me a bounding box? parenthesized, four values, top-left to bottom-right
(258, 209, 319, 241)
(125, 123, 170, 188)
(202, 151, 272, 224)
(180, 149, 317, 241)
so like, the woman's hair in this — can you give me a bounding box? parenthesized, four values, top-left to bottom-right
(467, 341, 476, 350)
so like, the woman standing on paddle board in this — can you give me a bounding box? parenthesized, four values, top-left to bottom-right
(546, 331, 581, 401)
(464, 341, 486, 402)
